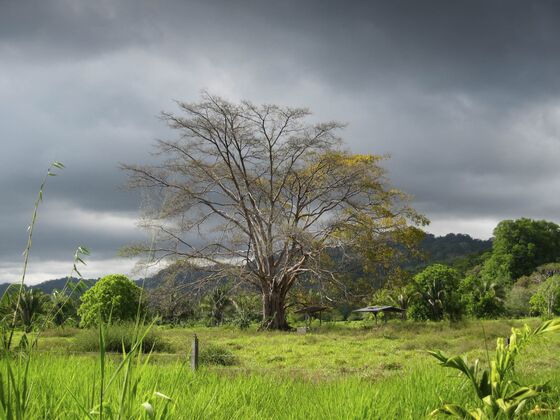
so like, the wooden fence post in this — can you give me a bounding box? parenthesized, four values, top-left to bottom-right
(191, 334, 199, 371)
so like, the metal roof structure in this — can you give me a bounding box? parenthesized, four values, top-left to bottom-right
(352, 305, 405, 314)
(353, 305, 405, 324)
(294, 305, 330, 328)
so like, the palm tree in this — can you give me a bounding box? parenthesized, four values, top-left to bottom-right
(50, 290, 76, 327)
(464, 276, 506, 318)
(419, 279, 446, 321)
(204, 286, 232, 326)
(11, 288, 47, 333)
(388, 287, 413, 319)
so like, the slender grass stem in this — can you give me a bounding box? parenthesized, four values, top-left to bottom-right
(5, 162, 64, 351)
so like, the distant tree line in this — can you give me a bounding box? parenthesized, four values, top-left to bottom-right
(383, 218, 560, 321)
(5, 218, 558, 332)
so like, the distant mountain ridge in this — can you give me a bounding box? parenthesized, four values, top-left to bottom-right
(400, 233, 492, 275)
(0, 277, 98, 296)
(420, 233, 492, 264)
(0, 233, 492, 294)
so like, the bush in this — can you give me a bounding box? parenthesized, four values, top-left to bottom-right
(530, 275, 560, 317)
(407, 300, 430, 321)
(410, 264, 463, 321)
(460, 275, 506, 318)
(230, 294, 261, 330)
(78, 274, 144, 327)
(199, 344, 238, 366)
(73, 323, 170, 353)
(505, 285, 533, 317)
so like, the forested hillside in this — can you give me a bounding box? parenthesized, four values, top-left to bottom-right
(420, 233, 492, 264)
(0, 232, 491, 294)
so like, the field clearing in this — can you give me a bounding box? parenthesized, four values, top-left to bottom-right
(35, 318, 560, 375)
(7, 318, 559, 419)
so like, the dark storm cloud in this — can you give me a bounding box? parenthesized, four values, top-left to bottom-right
(0, 0, 163, 56)
(2, 0, 560, 281)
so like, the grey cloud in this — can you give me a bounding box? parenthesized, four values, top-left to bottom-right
(2, 0, 560, 282)
(0, 0, 164, 57)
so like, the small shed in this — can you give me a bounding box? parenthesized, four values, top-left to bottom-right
(294, 305, 330, 328)
(352, 305, 405, 323)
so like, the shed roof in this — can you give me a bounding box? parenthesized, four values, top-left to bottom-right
(352, 305, 405, 313)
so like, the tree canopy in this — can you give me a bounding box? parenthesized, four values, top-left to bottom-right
(78, 274, 143, 327)
(123, 93, 426, 329)
(409, 264, 462, 321)
(486, 218, 560, 282)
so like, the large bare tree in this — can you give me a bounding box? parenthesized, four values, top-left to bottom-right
(123, 93, 426, 330)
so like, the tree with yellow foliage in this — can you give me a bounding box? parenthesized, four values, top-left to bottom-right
(123, 93, 427, 330)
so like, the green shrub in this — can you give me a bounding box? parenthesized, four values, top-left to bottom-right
(505, 285, 533, 317)
(199, 344, 238, 366)
(407, 300, 431, 321)
(78, 274, 144, 327)
(530, 275, 560, 317)
(230, 294, 261, 330)
(410, 264, 464, 321)
(73, 323, 170, 353)
(460, 275, 506, 318)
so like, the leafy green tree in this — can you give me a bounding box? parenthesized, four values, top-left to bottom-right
(487, 218, 560, 282)
(409, 264, 463, 321)
(0, 285, 16, 322)
(529, 275, 560, 317)
(460, 275, 506, 318)
(370, 288, 392, 306)
(78, 274, 144, 327)
(381, 286, 414, 320)
(478, 252, 512, 286)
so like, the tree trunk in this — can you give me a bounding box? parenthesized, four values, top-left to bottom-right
(261, 290, 290, 330)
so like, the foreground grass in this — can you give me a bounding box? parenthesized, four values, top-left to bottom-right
(9, 318, 560, 419)
(7, 351, 560, 419)
(5, 355, 476, 419)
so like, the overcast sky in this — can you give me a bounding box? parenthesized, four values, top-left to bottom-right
(2, 0, 560, 283)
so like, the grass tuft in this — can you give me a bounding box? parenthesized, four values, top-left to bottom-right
(199, 344, 238, 366)
(73, 323, 170, 353)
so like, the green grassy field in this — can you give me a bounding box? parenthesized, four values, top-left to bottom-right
(5, 318, 560, 419)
